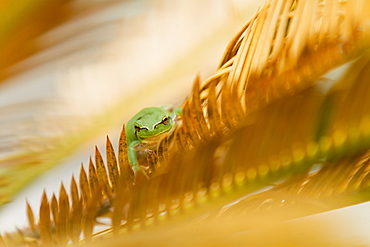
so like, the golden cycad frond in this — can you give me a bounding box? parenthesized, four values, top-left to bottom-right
(2, 0, 370, 246)
(203, 0, 369, 116)
(210, 150, 370, 222)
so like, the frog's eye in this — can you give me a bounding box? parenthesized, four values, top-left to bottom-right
(135, 125, 148, 132)
(134, 125, 149, 137)
(161, 116, 170, 125)
(153, 116, 171, 129)
(134, 125, 141, 133)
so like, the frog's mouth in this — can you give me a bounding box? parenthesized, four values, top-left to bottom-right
(137, 128, 172, 140)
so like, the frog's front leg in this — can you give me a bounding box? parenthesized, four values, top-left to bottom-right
(128, 140, 141, 173)
(128, 140, 150, 179)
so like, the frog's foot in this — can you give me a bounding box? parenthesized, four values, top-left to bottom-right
(131, 164, 150, 180)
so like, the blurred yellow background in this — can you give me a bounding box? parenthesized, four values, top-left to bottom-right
(0, 0, 260, 233)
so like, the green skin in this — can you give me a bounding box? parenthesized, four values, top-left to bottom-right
(125, 106, 180, 173)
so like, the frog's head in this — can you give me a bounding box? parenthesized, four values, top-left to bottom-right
(134, 109, 173, 140)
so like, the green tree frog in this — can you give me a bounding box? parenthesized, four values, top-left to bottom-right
(126, 106, 181, 174)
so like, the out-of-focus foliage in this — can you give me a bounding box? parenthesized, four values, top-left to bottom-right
(0, 0, 246, 207)
(0, 0, 123, 205)
(0, 0, 73, 80)
(1, 0, 370, 246)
